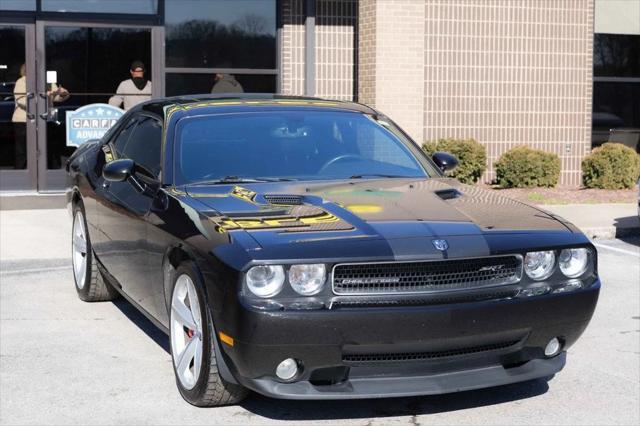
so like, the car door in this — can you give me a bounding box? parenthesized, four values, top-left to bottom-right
(96, 113, 163, 316)
(91, 116, 137, 266)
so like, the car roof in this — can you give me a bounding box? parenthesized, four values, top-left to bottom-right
(135, 93, 378, 121)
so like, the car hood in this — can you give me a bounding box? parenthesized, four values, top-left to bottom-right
(185, 178, 573, 256)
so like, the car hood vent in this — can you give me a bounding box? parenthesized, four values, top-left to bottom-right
(263, 194, 304, 205)
(435, 188, 462, 200)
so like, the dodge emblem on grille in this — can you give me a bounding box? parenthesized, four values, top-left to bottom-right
(432, 239, 448, 251)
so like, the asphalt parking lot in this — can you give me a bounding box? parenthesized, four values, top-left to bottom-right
(1, 209, 639, 426)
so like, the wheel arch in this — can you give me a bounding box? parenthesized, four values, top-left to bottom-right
(162, 244, 202, 315)
(67, 186, 83, 216)
(161, 244, 240, 385)
(71, 187, 82, 206)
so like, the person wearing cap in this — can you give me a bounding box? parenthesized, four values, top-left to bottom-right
(108, 60, 152, 110)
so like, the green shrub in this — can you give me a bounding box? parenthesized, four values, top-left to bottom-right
(422, 138, 487, 184)
(495, 146, 560, 188)
(582, 143, 640, 189)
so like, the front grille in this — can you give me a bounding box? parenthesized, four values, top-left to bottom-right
(329, 290, 518, 309)
(342, 340, 521, 364)
(332, 255, 522, 295)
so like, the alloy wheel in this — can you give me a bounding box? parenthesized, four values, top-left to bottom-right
(170, 274, 204, 390)
(72, 211, 88, 289)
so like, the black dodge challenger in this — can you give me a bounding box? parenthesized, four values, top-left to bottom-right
(66, 94, 600, 406)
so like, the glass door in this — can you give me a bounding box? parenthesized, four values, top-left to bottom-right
(0, 24, 37, 191)
(35, 21, 153, 191)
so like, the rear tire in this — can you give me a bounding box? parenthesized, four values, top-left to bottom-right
(72, 201, 118, 302)
(169, 262, 248, 407)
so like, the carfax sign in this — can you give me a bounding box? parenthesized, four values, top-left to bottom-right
(66, 103, 123, 147)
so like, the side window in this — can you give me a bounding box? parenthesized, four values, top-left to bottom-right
(111, 117, 137, 158)
(117, 116, 163, 178)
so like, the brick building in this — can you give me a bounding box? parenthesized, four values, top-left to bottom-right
(1, 0, 638, 195)
(283, 0, 595, 186)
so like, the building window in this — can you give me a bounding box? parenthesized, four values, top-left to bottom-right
(594, 33, 640, 77)
(41, 0, 158, 14)
(592, 33, 640, 149)
(166, 73, 276, 96)
(164, 0, 277, 96)
(0, 0, 36, 11)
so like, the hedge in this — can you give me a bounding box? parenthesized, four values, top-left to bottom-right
(422, 138, 487, 184)
(582, 143, 640, 189)
(495, 146, 560, 188)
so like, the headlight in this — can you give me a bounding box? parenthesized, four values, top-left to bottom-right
(246, 265, 285, 298)
(559, 248, 589, 278)
(288, 264, 326, 296)
(524, 251, 555, 280)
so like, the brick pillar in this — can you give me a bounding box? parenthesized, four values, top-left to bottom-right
(358, 0, 425, 143)
(281, 0, 306, 96)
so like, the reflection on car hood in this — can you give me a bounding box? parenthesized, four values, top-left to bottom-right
(185, 178, 570, 239)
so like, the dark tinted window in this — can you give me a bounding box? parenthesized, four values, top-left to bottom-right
(594, 82, 640, 128)
(42, 0, 157, 14)
(112, 117, 137, 157)
(44, 26, 152, 170)
(1, 0, 36, 10)
(165, 0, 276, 69)
(594, 34, 640, 77)
(175, 111, 432, 185)
(119, 116, 163, 178)
(166, 73, 275, 96)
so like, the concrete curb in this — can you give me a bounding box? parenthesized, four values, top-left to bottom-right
(538, 203, 639, 241)
(0, 193, 66, 210)
(580, 226, 640, 240)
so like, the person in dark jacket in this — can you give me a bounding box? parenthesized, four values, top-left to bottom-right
(210, 73, 244, 94)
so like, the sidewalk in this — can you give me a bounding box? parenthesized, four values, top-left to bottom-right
(539, 203, 639, 240)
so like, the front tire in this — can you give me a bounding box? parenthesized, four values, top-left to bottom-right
(169, 262, 248, 406)
(72, 202, 118, 302)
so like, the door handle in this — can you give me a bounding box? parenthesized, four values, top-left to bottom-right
(25, 92, 35, 121)
(102, 181, 110, 189)
(38, 92, 49, 120)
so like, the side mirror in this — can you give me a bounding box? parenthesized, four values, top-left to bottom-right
(432, 151, 459, 173)
(103, 158, 134, 182)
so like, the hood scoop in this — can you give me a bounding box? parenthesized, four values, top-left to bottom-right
(435, 188, 463, 200)
(262, 194, 304, 205)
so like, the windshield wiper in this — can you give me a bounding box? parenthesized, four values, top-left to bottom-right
(191, 176, 269, 185)
(191, 176, 299, 185)
(349, 174, 416, 179)
(256, 177, 299, 182)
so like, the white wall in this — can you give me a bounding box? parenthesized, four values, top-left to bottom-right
(595, 0, 640, 34)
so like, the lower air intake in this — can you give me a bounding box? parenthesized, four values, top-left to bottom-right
(342, 340, 521, 364)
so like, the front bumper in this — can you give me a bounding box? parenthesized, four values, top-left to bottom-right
(214, 280, 599, 399)
(239, 353, 566, 400)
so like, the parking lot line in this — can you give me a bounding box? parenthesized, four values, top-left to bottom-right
(0, 265, 71, 276)
(593, 243, 639, 257)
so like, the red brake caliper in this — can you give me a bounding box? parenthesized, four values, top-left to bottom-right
(186, 328, 194, 339)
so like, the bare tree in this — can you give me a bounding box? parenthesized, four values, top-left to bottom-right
(233, 13, 268, 35)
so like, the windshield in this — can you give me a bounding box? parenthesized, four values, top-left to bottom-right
(174, 110, 434, 185)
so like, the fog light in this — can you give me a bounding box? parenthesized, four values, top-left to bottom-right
(545, 337, 562, 357)
(276, 358, 299, 381)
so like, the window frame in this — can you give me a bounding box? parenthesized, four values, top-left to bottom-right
(161, 0, 280, 96)
(109, 112, 163, 180)
(592, 32, 640, 133)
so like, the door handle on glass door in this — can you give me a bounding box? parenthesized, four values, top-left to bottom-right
(38, 92, 49, 120)
(26, 92, 35, 120)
